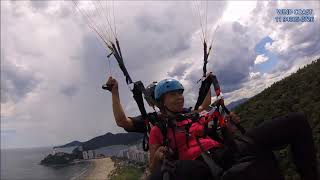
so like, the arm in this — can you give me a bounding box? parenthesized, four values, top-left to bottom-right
(107, 76, 134, 130)
(225, 112, 241, 135)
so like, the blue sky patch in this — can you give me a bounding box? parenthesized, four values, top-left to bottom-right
(254, 36, 278, 73)
(255, 36, 273, 54)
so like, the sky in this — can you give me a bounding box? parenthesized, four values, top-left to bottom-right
(1, 1, 319, 149)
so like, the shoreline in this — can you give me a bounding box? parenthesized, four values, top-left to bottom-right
(70, 161, 94, 180)
(73, 157, 115, 180)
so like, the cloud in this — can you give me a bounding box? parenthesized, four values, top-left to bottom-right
(249, 72, 261, 79)
(30, 1, 49, 10)
(167, 19, 260, 101)
(167, 62, 192, 79)
(249, 1, 320, 72)
(222, 0, 320, 103)
(60, 85, 79, 97)
(136, 14, 170, 34)
(158, 0, 320, 107)
(204, 21, 258, 92)
(254, 54, 269, 64)
(1, 58, 41, 103)
(265, 42, 272, 51)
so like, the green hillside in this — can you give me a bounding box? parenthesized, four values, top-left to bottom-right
(233, 58, 320, 179)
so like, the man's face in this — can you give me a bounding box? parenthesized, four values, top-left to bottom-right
(163, 90, 184, 113)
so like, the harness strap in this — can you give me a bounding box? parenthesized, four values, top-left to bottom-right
(158, 120, 179, 180)
(196, 138, 223, 179)
(195, 74, 213, 110)
(185, 123, 191, 148)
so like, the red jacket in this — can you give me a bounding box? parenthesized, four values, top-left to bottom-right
(149, 119, 222, 160)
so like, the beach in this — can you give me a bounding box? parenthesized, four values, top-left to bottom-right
(75, 158, 115, 180)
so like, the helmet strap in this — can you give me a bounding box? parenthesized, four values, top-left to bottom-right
(164, 105, 181, 118)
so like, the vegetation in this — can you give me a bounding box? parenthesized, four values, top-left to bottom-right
(233, 58, 320, 179)
(40, 152, 75, 166)
(109, 166, 144, 180)
(81, 132, 143, 151)
(109, 157, 145, 180)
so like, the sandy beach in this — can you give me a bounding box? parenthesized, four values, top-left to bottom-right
(75, 157, 115, 180)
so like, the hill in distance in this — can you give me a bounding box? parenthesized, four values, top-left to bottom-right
(55, 132, 143, 151)
(226, 98, 249, 110)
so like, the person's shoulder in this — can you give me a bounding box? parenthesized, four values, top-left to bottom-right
(127, 115, 145, 133)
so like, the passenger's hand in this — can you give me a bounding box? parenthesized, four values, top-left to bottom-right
(226, 112, 240, 134)
(105, 76, 118, 94)
(226, 112, 240, 123)
(154, 146, 167, 161)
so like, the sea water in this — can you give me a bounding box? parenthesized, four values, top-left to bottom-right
(1, 147, 91, 180)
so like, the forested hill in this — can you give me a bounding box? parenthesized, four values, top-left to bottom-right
(233, 58, 319, 179)
(234, 59, 319, 143)
(55, 132, 143, 151)
(81, 132, 143, 151)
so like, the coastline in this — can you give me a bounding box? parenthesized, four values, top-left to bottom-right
(73, 157, 115, 180)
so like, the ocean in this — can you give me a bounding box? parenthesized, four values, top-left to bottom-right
(1, 147, 92, 180)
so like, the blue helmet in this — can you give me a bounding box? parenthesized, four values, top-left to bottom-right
(154, 79, 184, 100)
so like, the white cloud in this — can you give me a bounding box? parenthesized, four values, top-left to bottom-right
(222, 1, 257, 23)
(254, 54, 269, 64)
(265, 42, 273, 51)
(221, 0, 320, 103)
(249, 71, 261, 79)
